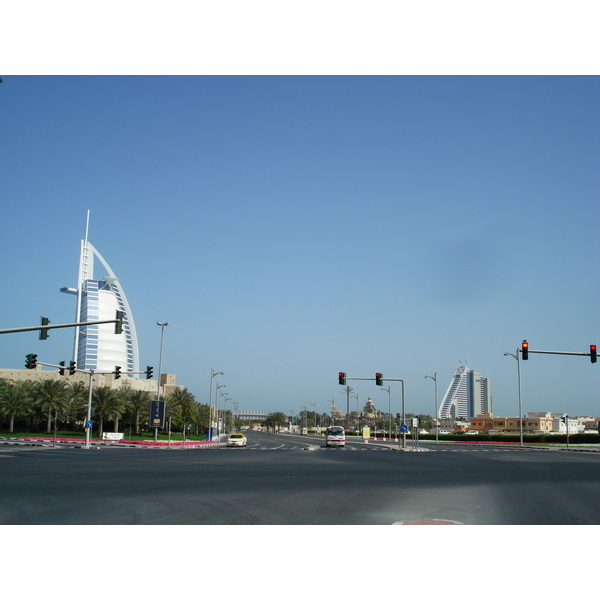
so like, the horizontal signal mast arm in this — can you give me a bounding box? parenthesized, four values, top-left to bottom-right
(527, 350, 592, 356)
(0, 318, 121, 335)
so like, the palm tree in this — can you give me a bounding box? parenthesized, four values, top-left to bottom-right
(193, 402, 210, 435)
(92, 386, 116, 437)
(0, 380, 32, 433)
(167, 387, 196, 432)
(64, 381, 89, 428)
(111, 388, 129, 432)
(124, 389, 151, 434)
(34, 380, 68, 433)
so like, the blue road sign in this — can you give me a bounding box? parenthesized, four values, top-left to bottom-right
(400, 424, 409, 433)
(86, 420, 93, 428)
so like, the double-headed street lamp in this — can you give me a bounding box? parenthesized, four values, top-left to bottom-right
(381, 386, 392, 441)
(216, 384, 227, 437)
(352, 393, 360, 435)
(328, 399, 335, 426)
(208, 368, 224, 441)
(155, 321, 169, 443)
(424, 373, 439, 444)
(504, 350, 524, 447)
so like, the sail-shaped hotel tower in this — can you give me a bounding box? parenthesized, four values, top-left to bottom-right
(438, 365, 492, 420)
(61, 211, 139, 377)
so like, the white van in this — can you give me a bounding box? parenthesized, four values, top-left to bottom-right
(325, 425, 346, 447)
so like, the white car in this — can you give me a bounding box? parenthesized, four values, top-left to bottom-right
(227, 433, 247, 447)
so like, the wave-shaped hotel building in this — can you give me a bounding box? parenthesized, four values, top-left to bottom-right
(60, 211, 139, 378)
(439, 364, 492, 420)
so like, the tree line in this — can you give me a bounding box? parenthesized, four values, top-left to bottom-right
(0, 378, 219, 436)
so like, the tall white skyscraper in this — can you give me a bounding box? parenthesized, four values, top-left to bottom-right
(61, 211, 139, 377)
(438, 365, 492, 419)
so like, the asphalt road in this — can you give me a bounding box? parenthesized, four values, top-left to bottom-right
(1, 430, 599, 525)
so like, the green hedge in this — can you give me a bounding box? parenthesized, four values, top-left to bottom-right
(416, 433, 600, 444)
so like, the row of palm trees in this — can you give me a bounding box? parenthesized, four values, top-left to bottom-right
(0, 378, 219, 436)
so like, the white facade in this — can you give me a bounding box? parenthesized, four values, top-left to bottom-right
(552, 417, 584, 434)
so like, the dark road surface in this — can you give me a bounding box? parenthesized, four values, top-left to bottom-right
(2, 430, 599, 525)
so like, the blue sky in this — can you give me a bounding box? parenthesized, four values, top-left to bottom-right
(2, 75, 599, 418)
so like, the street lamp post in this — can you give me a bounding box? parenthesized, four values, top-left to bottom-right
(425, 373, 439, 444)
(328, 399, 335, 426)
(84, 370, 95, 449)
(222, 395, 230, 434)
(155, 321, 169, 443)
(504, 350, 524, 447)
(216, 384, 226, 437)
(208, 369, 224, 441)
(352, 394, 359, 437)
(381, 386, 391, 441)
(342, 386, 353, 430)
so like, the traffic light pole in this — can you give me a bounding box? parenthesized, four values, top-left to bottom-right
(339, 375, 406, 449)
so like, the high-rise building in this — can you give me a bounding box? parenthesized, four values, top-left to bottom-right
(60, 211, 139, 377)
(438, 365, 492, 420)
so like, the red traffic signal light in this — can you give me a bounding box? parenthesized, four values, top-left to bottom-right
(591, 345, 597, 364)
(338, 372, 346, 385)
(521, 340, 529, 360)
(375, 373, 383, 386)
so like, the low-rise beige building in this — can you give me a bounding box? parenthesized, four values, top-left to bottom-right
(470, 412, 554, 434)
(0, 366, 182, 397)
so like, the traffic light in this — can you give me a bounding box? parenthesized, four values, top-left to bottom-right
(521, 340, 529, 360)
(59, 361, 65, 376)
(25, 353, 37, 369)
(115, 365, 121, 380)
(115, 310, 124, 334)
(375, 373, 383, 386)
(591, 345, 597, 364)
(69, 361, 76, 375)
(338, 372, 346, 385)
(146, 366, 153, 379)
(39, 317, 50, 340)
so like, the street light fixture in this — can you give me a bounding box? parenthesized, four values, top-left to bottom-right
(216, 384, 226, 437)
(208, 369, 224, 441)
(504, 350, 524, 447)
(352, 393, 360, 436)
(424, 373, 439, 444)
(155, 321, 169, 443)
(328, 399, 335, 426)
(381, 386, 392, 441)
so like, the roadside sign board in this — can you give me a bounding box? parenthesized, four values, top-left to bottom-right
(149, 400, 166, 428)
(400, 424, 409, 433)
